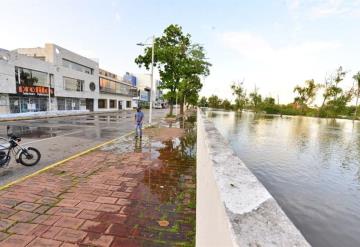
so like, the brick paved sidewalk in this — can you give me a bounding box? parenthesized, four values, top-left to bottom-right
(0, 124, 196, 247)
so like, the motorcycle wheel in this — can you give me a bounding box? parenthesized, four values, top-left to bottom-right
(19, 147, 41, 166)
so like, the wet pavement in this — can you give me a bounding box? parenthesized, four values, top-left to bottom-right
(0, 113, 197, 246)
(0, 109, 167, 186)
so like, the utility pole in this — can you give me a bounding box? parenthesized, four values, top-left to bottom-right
(48, 72, 51, 112)
(175, 89, 178, 116)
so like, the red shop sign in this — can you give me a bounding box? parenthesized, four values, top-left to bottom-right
(17, 86, 54, 96)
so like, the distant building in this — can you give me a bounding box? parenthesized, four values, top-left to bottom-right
(135, 74, 165, 108)
(134, 74, 151, 108)
(123, 72, 137, 87)
(98, 69, 137, 110)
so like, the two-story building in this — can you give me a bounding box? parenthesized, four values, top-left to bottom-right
(0, 48, 56, 114)
(0, 43, 144, 115)
(16, 43, 100, 111)
(98, 69, 137, 111)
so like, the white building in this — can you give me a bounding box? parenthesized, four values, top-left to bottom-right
(135, 74, 165, 108)
(135, 74, 151, 108)
(16, 43, 100, 111)
(0, 48, 57, 114)
(98, 69, 137, 111)
(0, 43, 140, 115)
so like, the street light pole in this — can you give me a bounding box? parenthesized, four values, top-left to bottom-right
(149, 35, 155, 125)
(175, 89, 178, 116)
(47, 72, 51, 112)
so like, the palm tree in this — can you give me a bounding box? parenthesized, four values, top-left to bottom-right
(353, 72, 360, 119)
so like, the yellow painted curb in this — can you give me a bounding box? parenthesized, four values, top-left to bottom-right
(0, 130, 135, 191)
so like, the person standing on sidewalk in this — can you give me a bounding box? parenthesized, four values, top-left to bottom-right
(135, 107, 144, 139)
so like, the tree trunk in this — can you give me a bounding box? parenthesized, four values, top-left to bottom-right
(169, 104, 173, 116)
(355, 92, 359, 119)
(318, 96, 327, 117)
(180, 102, 184, 115)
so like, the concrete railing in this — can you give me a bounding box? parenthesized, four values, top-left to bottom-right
(196, 109, 310, 247)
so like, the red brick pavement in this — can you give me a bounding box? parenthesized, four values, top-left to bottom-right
(0, 126, 196, 246)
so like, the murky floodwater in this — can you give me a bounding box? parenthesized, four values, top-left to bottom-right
(207, 110, 360, 247)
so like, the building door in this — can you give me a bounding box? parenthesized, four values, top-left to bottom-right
(86, 98, 94, 112)
(118, 101, 122, 110)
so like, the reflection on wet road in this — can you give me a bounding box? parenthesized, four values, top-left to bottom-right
(0, 109, 167, 186)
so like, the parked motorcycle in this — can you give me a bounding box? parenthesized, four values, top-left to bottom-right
(0, 126, 41, 167)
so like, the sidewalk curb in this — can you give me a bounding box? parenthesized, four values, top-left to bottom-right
(0, 130, 135, 191)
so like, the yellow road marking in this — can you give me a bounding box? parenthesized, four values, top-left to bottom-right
(0, 130, 135, 191)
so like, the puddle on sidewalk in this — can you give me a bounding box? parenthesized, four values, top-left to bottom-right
(100, 113, 197, 246)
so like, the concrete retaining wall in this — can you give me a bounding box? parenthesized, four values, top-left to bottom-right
(196, 109, 310, 247)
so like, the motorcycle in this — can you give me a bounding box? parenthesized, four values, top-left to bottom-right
(0, 126, 41, 167)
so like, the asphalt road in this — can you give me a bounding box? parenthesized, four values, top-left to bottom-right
(0, 109, 167, 186)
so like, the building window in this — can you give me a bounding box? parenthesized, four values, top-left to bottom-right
(98, 99, 106, 109)
(99, 77, 117, 94)
(57, 98, 65, 110)
(15, 67, 53, 87)
(80, 98, 86, 107)
(57, 97, 80, 111)
(109, 100, 116, 108)
(9, 96, 49, 113)
(89, 82, 96, 91)
(126, 101, 131, 108)
(64, 77, 84, 91)
(99, 77, 135, 96)
(62, 59, 93, 74)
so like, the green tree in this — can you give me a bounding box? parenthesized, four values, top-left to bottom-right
(293, 79, 318, 112)
(231, 81, 247, 111)
(319, 66, 352, 117)
(249, 86, 262, 112)
(320, 67, 346, 108)
(261, 97, 280, 114)
(135, 24, 210, 116)
(221, 99, 232, 110)
(178, 75, 202, 111)
(353, 72, 360, 118)
(263, 97, 275, 105)
(198, 96, 208, 107)
(208, 95, 221, 108)
(178, 44, 211, 114)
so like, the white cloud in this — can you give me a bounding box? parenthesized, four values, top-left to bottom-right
(115, 12, 121, 22)
(286, 0, 301, 11)
(287, 0, 360, 18)
(221, 31, 341, 63)
(219, 31, 343, 103)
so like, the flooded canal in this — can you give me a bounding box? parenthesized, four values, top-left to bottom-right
(207, 110, 360, 247)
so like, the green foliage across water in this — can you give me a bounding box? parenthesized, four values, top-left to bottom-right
(200, 66, 360, 120)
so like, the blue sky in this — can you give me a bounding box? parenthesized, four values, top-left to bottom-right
(1, 0, 360, 103)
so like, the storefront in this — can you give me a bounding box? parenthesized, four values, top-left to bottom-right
(9, 66, 55, 113)
(9, 85, 54, 113)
